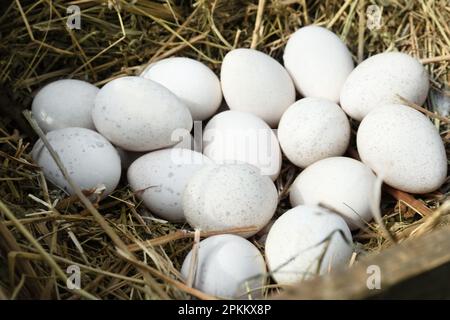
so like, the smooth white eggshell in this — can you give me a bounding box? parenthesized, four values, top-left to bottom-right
(32, 79, 99, 133)
(203, 110, 282, 180)
(283, 25, 354, 103)
(278, 97, 350, 168)
(290, 157, 377, 230)
(340, 52, 429, 121)
(116, 130, 199, 170)
(92, 76, 192, 152)
(357, 104, 447, 193)
(32, 127, 121, 196)
(141, 57, 222, 121)
(127, 149, 212, 222)
(181, 234, 266, 298)
(221, 48, 295, 126)
(265, 205, 352, 285)
(183, 163, 278, 237)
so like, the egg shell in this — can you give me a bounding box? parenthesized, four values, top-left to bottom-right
(283, 25, 354, 103)
(141, 57, 222, 121)
(220, 48, 295, 127)
(181, 234, 266, 299)
(357, 104, 447, 194)
(340, 52, 429, 121)
(278, 97, 350, 168)
(182, 163, 278, 238)
(265, 205, 352, 285)
(116, 129, 199, 170)
(127, 149, 212, 222)
(31, 127, 121, 197)
(290, 157, 377, 230)
(203, 110, 282, 180)
(92, 76, 192, 152)
(32, 79, 99, 133)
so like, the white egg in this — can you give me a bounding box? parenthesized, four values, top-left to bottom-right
(290, 157, 376, 230)
(127, 149, 212, 222)
(265, 205, 352, 285)
(92, 76, 192, 152)
(220, 48, 295, 127)
(181, 234, 266, 299)
(183, 163, 278, 237)
(32, 79, 99, 133)
(31, 127, 121, 197)
(117, 130, 199, 170)
(283, 25, 354, 103)
(340, 52, 429, 121)
(141, 57, 222, 121)
(203, 110, 282, 180)
(278, 97, 350, 168)
(357, 104, 447, 194)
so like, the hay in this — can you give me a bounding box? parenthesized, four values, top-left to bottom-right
(0, 0, 449, 299)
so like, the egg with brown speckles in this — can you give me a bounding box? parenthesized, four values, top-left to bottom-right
(340, 52, 429, 121)
(289, 157, 376, 230)
(357, 104, 447, 194)
(92, 76, 193, 152)
(265, 205, 353, 285)
(278, 97, 351, 168)
(127, 149, 213, 222)
(181, 234, 266, 299)
(182, 163, 278, 237)
(31, 127, 121, 197)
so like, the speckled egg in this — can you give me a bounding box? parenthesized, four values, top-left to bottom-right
(31, 127, 121, 197)
(290, 157, 377, 230)
(92, 76, 192, 152)
(283, 25, 354, 102)
(278, 97, 351, 168)
(32, 79, 99, 133)
(181, 234, 266, 299)
(203, 110, 282, 180)
(127, 149, 212, 222)
(141, 57, 222, 121)
(265, 205, 353, 285)
(182, 163, 278, 237)
(221, 48, 295, 126)
(340, 52, 429, 121)
(357, 104, 447, 194)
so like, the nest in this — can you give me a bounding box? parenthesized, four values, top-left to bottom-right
(0, 0, 449, 300)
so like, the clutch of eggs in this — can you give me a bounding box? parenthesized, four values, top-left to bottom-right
(29, 22, 449, 298)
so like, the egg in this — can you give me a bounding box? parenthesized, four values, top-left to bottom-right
(283, 25, 354, 103)
(265, 205, 352, 285)
(340, 52, 429, 121)
(290, 157, 377, 230)
(220, 48, 295, 126)
(127, 149, 212, 222)
(141, 57, 222, 121)
(357, 104, 447, 194)
(117, 128, 200, 170)
(32, 79, 99, 133)
(278, 97, 350, 168)
(183, 163, 278, 237)
(181, 234, 266, 299)
(92, 76, 192, 152)
(203, 110, 282, 180)
(31, 127, 121, 197)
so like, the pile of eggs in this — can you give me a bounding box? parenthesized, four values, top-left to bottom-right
(30, 25, 447, 299)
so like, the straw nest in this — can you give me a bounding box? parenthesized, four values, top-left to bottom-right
(0, 0, 449, 300)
